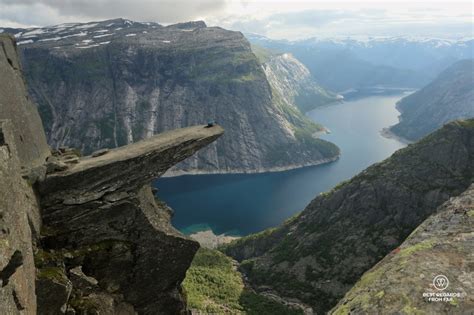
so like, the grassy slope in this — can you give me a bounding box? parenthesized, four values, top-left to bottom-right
(183, 248, 303, 314)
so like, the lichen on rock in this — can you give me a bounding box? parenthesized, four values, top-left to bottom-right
(331, 184, 474, 314)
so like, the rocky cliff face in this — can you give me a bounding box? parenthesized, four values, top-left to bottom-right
(0, 33, 51, 314)
(261, 52, 340, 112)
(331, 184, 474, 314)
(5, 18, 339, 175)
(223, 119, 474, 313)
(390, 59, 474, 141)
(0, 34, 223, 314)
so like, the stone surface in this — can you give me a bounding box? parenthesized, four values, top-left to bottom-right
(90, 148, 109, 158)
(45, 156, 68, 174)
(38, 124, 224, 212)
(224, 119, 474, 313)
(36, 266, 72, 315)
(0, 35, 50, 168)
(0, 120, 38, 315)
(37, 186, 201, 314)
(0, 35, 47, 314)
(67, 266, 136, 315)
(189, 230, 239, 249)
(331, 184, 474, 314)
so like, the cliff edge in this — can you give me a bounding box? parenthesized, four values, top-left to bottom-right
(0, 34, 223, 314)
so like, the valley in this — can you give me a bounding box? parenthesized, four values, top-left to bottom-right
(156, 92, 409, 236)
(0, 5, 472, 313)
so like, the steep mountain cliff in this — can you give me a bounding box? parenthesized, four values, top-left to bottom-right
(390, 59, 474, 141)
(0, 34, 223, 314)
(223, 119, 474, 313)
(0, 33, 51, 314)
(258, 50, 341, 112)
(5, 19, 339, 175)
(331, 184, 474, 314)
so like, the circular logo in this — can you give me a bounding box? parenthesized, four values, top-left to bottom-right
(433, 275, 449, 291)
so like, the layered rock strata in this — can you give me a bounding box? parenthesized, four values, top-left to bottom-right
(0, 34, 223, 314)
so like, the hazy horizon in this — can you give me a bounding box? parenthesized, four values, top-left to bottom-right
(0, 0, 472, 40)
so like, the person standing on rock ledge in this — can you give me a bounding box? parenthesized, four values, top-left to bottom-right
(206, 120, 217, 128)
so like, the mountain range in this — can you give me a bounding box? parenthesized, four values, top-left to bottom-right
(247, 34, 474, 93)
(1, 19, 340, 176)
(1, 18, 473, 314)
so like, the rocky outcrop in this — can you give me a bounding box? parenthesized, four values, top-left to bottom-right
(0, 34, 50, 168)
(38, 125, 223, 210)
(0, 34, 224, 314)
(0, 120, 39, 314)
(35, 125, 223, 314)
(6, 18, 339, 175)
(389, 59, 474, 141)
(0, 33, 51, 314)
(223, 119, 474, 313)
(331, 184, 474, 314)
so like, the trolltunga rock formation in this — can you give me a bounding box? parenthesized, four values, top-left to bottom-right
(0, 33, 223, 314)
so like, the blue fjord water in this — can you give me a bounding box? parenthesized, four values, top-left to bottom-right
(155, 93, 409, 236)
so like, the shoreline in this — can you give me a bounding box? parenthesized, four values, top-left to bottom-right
(189, 229, 240, 249)
(162, 155, 340, 178)
(380, 127, 413, 145)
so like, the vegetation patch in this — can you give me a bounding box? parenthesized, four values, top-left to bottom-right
(183, 248, 302, 314)
(398, 240, 434, 257)
(37, 266, 68, 283)
(250, 44, 278, 64)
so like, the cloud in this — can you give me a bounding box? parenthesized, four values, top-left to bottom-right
(0, 0, 227, 26)
(217, 5, 473, 40)
(269, 10, 356, 27)
(0, 0, 471, 39)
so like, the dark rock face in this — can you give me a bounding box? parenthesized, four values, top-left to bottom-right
(390, 59, 474, 141)
(37, 125, 222, 314)
(224, 120, 474, 313)
(0, 34, 224, 314)
(331, 184, 474, 314)
(36, 267, 72, 315)
(36, 186, 202, 314)
(8, 18, 339, 175)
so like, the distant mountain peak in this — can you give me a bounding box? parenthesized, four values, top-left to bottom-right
(1, 18, 212, 50)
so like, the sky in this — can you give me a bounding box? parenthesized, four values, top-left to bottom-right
(0, 0, 472, 40)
